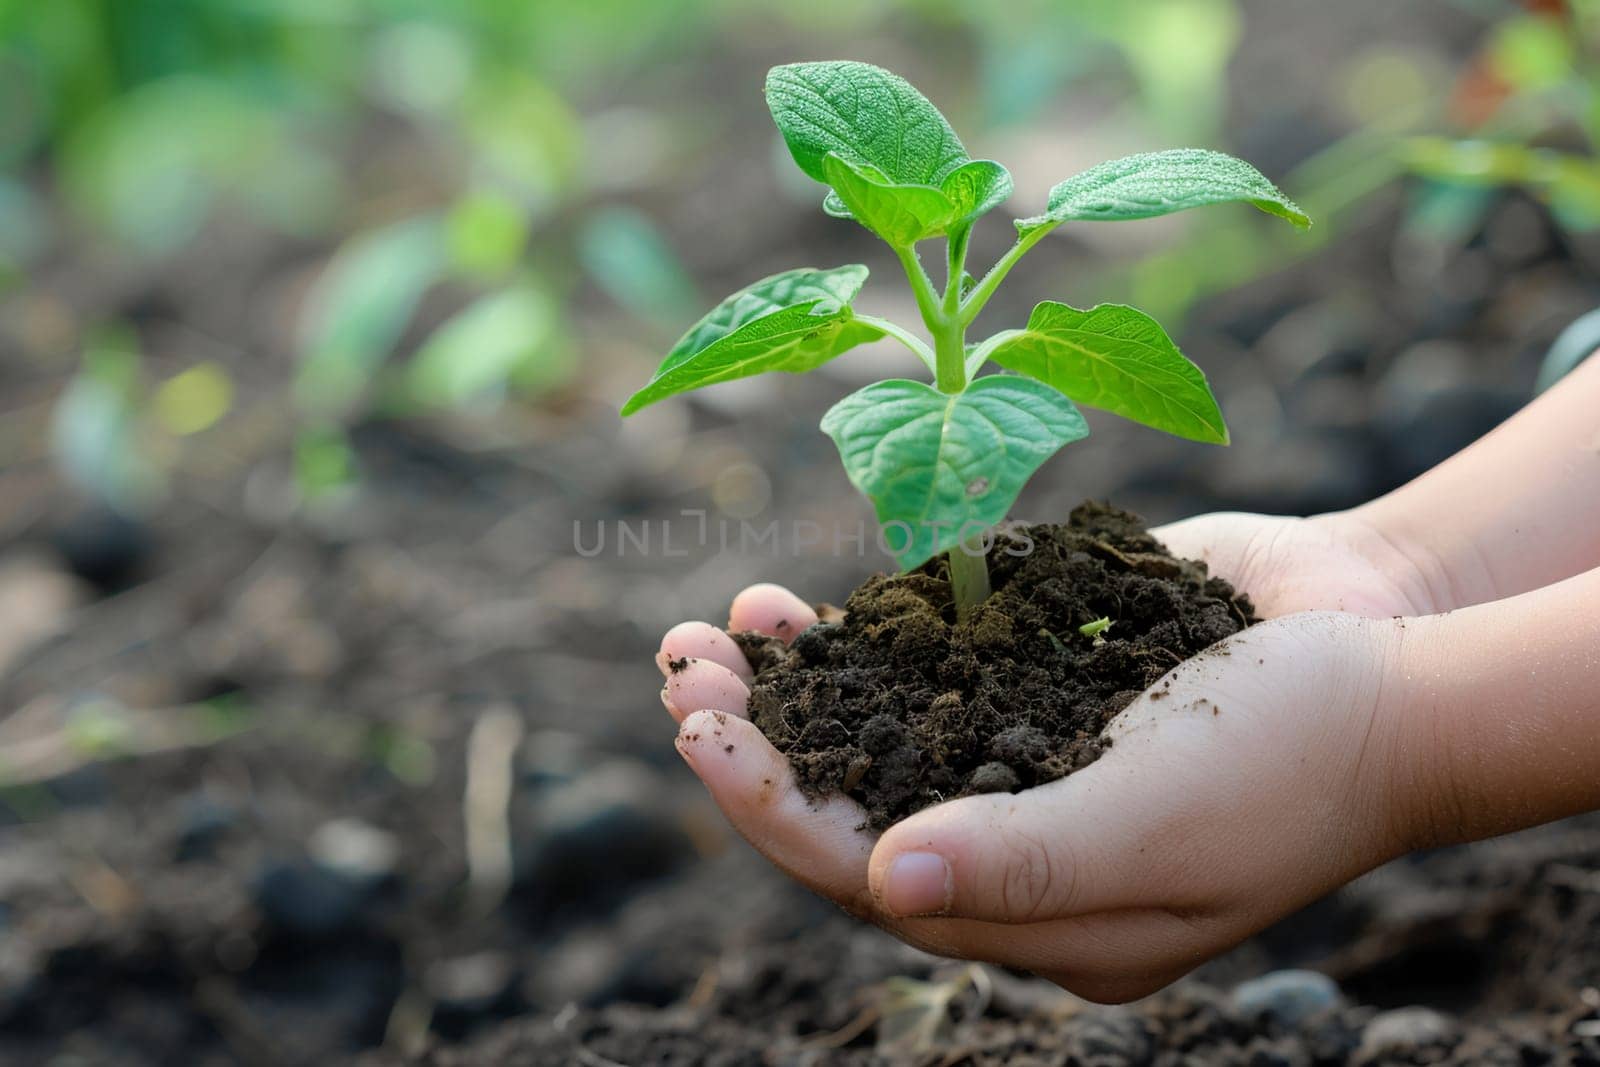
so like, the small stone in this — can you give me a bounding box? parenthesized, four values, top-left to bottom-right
(50, 507, 151, 593)
(425, 951, 518, 1019)
(308, 818, 400, 890)
(513, 760, 694, 922)
(1232, 969, 1341, 1027)
(527, 930, 623, 1007)
(252, 859, 363, 938)
(1357, 1007, 1459, 1062)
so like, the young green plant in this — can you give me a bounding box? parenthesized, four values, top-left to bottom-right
(621, 61, 1309, 619)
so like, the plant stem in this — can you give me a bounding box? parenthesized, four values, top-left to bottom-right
(945, 222, 971, 313)
(947, 535, 991, 618)
(897, 227, 993, 620)
(930, 314, 966, 394)
(959, 221, 1058, 327)
(894, 244, 943, 329)
(894, 227, 1060, 619)
(898, 242, 967, 394)
(963, 327, 1023, 379)
(853, 314, 937, 373)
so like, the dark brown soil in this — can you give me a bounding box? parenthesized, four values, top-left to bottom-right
(735, 503, 1256, 830)
(368, 814, 1600, 1066)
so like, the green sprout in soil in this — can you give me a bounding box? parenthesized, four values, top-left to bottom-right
(621, 61, 1309, 619)
(1078, 616, 1113, 645)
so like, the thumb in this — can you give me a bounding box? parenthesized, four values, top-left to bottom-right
(864, 754, 1188, 923)
(864, 612, 1398, 925)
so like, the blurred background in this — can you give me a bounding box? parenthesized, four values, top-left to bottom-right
(3, 0, 1600, 1063)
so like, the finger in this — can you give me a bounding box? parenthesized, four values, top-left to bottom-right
(675, 710, 875, 910)
(728, 583, 818, 643)
(1036, 958, 1199, 1006)
(662, 659, 750, 723)
(930, 908, 1217, 991)
(1146, 513, 1241, 572)
(866, 760, 1181, 924)
(675, 714, 1226, 989)
(891, 902, 1224, 991)
(657, 621, 753, 682)
(1145, 514, 1208, 549)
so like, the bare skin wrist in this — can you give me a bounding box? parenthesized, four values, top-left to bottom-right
(1333, 358, 1600, 611)
(1381, 568, 1600, 851)
(1356, 613, 1461, 855)
(1318, 505, 1460, 616)
(1382, 609, 1522, 852)
(1325, 614, 1439, 864)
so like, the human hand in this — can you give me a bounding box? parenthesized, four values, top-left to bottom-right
(1150, 510, 1440, 618)
(656, 584, 1425, 1003)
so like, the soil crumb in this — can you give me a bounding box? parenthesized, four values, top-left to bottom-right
(734, 502, 1255, 830)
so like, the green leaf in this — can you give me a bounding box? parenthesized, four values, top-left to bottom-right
(821, 154, 1014, 246)
(295, 423, 356, 498)
(940, 159, 1014, 222)
(821, 154, 962, 245)
(765, 61, 969, 186)
(821, 376, 1088, 569)
(1015, 149, 1309, 236)
(986, 302, 1228, 444)
(1078, 616, 1112, 639)
(445, 189, 529, 281)
(621, 266, 881, 415)
(408, 284, 572, 408)
(576, 205, 699, 328)
(296, 217, 445, 418)
(52, 331, 164, 514)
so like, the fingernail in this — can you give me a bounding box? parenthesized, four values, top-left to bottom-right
(883, 852, 951, 917)
(659, 686, 674, 712)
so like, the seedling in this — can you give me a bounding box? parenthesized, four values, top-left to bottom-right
(1079, 617, 1113, 646)
(622, 61, 1308, 618)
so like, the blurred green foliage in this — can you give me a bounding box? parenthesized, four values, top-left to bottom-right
(296, 217, 446, 419)
(1410, 2, 1600, 229)
(2, 0, 644, 503)
(50, 326, 162, 512)
(7, 0, 1286, 509)
(965, 0, 1241, 140)
(5, 0, 1555, 511)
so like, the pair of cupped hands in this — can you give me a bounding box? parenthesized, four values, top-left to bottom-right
(654, 512, 1437, 1002)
